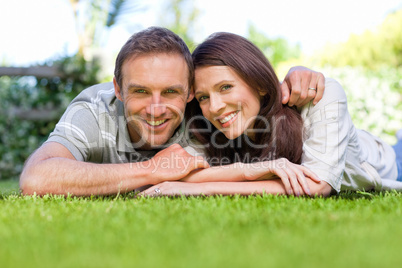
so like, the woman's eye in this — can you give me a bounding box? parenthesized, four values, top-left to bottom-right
(198, 96, 209, 102)
(221, 85, 232, 91)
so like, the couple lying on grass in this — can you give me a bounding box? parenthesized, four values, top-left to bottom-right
(20, 27, 402, 197)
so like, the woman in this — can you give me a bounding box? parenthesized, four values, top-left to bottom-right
(142, 32, 402, 197)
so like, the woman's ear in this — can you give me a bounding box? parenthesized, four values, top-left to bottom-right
(258, 88, 267, 97)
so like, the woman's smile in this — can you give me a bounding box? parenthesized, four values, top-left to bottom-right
(216, 110, 240, 127)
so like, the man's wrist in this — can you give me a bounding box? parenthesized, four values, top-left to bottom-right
(129, 161, 160, 185)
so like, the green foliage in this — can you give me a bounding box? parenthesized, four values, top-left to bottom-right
(1, 180, 402, 268)
(316, 9, 402, 70)
(159, 0, 200, 51)
(317, 66, 402, 144)
(286, 9, 402, 142)
(305, 8, 402, 142)
(247, 24, 301, 69)
(0, 55, 101, 180)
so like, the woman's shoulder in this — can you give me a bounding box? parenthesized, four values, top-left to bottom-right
(299, 77, 351, 124)
(321, 77, 348, 104)
(301, 77, 348, 113)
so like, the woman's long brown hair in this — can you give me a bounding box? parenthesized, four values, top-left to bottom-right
(186, 32, 303, 165)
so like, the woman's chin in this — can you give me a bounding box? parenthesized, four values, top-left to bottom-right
(223, 132, 241, 140)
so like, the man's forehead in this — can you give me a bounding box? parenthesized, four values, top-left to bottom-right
(122, 53, 190, 91)
(124, 52, 187, 70)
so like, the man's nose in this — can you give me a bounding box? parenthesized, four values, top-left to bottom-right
(146, 94, 167, 117)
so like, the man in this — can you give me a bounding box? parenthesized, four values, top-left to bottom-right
(20, 27, 325, 196)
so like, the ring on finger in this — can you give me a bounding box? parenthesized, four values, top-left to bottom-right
(154, 188, 161, 195)
(308, 87, 317, 91)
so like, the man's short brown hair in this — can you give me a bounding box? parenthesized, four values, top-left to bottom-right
(114, 27, 194, 90)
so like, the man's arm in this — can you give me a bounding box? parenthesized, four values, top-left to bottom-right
(20, 142, 208, 196)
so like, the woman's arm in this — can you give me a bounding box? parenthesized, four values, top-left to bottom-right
(141, 179, 332, 197)
(181, 158, 321, 196)
(299, 78, 352, 193)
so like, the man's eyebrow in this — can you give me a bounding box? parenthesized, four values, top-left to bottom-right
(126, 83, 147, 90)
(164, 84, 186, 92)
(125, 83, 185, 91)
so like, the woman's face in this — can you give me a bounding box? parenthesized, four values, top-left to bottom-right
(194, 65, 262, 140)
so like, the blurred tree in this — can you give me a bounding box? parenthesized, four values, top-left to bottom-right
(317, 9, 402, 70)
(69, 0, 143, 60)
(247, 24, 301, 69)
(158, 0, 200, 50)
(0, 0, 147, 180)
(0, 56, 100, 180)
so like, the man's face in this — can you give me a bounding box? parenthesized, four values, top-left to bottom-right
(114, 53, 194, 149)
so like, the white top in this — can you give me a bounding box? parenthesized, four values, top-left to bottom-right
(300, 78, 398, 192)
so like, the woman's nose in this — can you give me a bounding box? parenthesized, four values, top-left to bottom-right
(209, 95, 226, 114)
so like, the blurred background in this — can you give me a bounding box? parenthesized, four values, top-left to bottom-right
(0, 0, 401, 180)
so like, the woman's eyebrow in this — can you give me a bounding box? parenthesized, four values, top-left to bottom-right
(195, 79, 236, 96)
(194, 90, 204, 98)
(214, 80, 234, 88)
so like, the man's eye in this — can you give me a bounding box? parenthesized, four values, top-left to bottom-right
(135, 89, 146, 93)
(221, 85, 232, 91)
(166, 89, 177, 93)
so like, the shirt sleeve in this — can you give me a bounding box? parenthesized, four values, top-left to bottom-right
(46, 102, 102, 162)
(300, 78, 353, 192)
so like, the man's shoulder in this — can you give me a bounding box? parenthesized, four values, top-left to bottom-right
(60, 81, 122, 129)
(71, 82, 116, 106)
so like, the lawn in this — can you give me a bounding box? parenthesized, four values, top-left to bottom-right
(1, 179, 402, 268)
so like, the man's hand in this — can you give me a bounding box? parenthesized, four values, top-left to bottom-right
(140, 143, 210, 185)
(281, 66, 325, 107)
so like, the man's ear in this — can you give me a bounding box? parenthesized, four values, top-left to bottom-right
(113, 77, 123, 102)
(187, 86, 195, 103)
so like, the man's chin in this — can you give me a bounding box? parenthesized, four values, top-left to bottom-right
(137, 138, 172, 150)
(131, 125, 180, 150)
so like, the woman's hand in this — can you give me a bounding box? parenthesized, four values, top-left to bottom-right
(242, 158, 321, 196)
(140, 181, 210, 197)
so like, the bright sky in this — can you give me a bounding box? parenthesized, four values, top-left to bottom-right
(0, 0, 401, 66)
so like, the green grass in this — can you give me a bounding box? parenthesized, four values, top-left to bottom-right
(1, 179, 402, 268)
